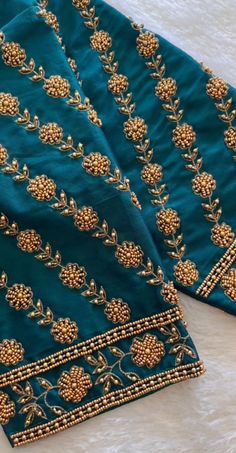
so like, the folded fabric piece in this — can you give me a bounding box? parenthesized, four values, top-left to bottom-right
(1, 0, 234, 446)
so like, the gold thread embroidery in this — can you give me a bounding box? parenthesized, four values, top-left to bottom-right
(72, 0, 199, 287)
(0, 271, 79, 344)
(11, 360, 204, 446)
(0, 305, 182, 388)
(220, 267, 236, 302)
(0, 212, 131, 325)
(0, 94, 141, 210)
(204, 72, 236, 162)
(132, 23, 235, 252)
(0, 391, 15, 425)
(0, 339, 24, 366)
(0, 146, 179, 305)
(9, 326, 197, 428)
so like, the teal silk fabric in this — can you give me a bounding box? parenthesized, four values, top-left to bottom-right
(0, 0, 235, 446)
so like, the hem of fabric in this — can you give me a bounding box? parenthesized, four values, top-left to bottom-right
(11, 360, 205, 447)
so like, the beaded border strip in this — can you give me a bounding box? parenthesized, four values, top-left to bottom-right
(202, 66, 236, 162)
(11, 360, 204, 447)
(196, 238, 236, 297)
(0, 212, 132, 326)
(71, 0, 199, 288)
(0, 145, 180, 307)
(0, 305, 182, 388)
(131, 22, 236, 253)
(0, 92, 140, 210)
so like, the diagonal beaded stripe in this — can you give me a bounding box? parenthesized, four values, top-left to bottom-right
(71, 0, 199, 288)
(11, 360, 205, 447)
(0, 305, 182, 389)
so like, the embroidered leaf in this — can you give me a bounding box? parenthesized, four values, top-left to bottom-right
(97, 351, 108, 366)
(0, 271, 8, 288)
(126, 372, 140, 382)
(18, 394, 32, 404)
(147, 278, 162, 285)
(11, 383, 24, 395)
(37, 377, 53, 390)
(218, 113, 231, 123)
(51, 406, 66, 416)
(89, 298, 105, 305)
(86, 355, 98, 366)
(109, 346, 124, 357)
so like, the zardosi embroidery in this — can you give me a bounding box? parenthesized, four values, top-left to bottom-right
(72, 0, 199, 288)
(0, 212, 131, 325)
(0, 145, 180, 307)
(0, 339, 24, 366)
(132, 23, 235, 253)
(0, 271, 79, 344)
(0, 92, 140, 210)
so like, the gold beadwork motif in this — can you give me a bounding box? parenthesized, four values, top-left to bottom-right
(205, 74, 236, 161)
(157, 208, 180, 236)
(196, 239, 236, 298)
(27, 175, 56, 201)
(0, 144, 8, 164)
(0, 270, 79, 344)
(0, 305, 183, 389)
(73, 0, 198, 287)
(1, 41, 26, 67)
(0, 212, 130, 325)
(58, 366, 92, 402)
(104, 299, 131, 324)
(0, 90, 140, 209)
(0, 340, 24, 366)
(174, 260, 199, 287)
(220, 268, 236, 302)
(0, 391, 15, 425)
(132, 24, 235, 254)
(0, 149, 180, 305)
(10, 361, 205, 447)
(43, 75, 70, 98)
(130, 334, 165, 368)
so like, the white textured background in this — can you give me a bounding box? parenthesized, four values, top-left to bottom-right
(1, 1, 236, 452)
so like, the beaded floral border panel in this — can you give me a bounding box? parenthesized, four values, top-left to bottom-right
(0, 305, 183, 389)
(203, 67, 236, 162)
(71, 0, 199, 288)
(0, 144, 180, 309)
(130, 24, 235, 254)
(0, 319, 203, 443)
(0, 212, 132, 327)
(7, 359, 204, 446)
(0, 91, 140, 210)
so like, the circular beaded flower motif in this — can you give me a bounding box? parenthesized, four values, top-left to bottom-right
(74, 206, 99, 231)
(2, 41, 26, 67)
(43, 75, 70, 98)
(27, 175, 56, 201)
(141, 163, 163, 185)
(0, 339, 24, 366)
(0, 391, 15, 425)
(172, 124, 196, 150)
(51, 318, 79, 344)
(108, 74, 129, 95)
(155, 78, 177, 101)
(156, 208, 180, 236)
(115, 241, 144, 268)
(105, 299, 131, 324)
(136, 32, 159, 58)
(220, 268, 236, 302)
(206, 77, 228, 100)
(131, 334, 165, 368)
(124, 117, 147, 142)
(90, 31, 112, 52)
(83, 152, 111, 176)
(59, 263, 87, 289)
(6, 284, 33, 310)
(211, 223, 235, 248)
(161, 282, 180, 305)
(224, 127, 236, 150)
(39, 122, 63, 145)
(174, 260, 199, 286)
(57, 365, 92, 403)
(0, 92, 19, 116)
(0, 145, 8, 165)
(17, 230, 42, 253)
(192, 172, 216, 198)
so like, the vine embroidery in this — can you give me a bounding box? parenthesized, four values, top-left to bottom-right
(71, 0, 199, 287)
(131, 23, 235, 252)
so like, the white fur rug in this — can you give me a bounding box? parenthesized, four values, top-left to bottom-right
(1, 1, 236, 452)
